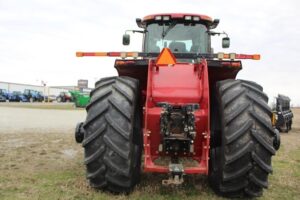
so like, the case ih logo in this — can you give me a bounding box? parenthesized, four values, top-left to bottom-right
(77, 79, 88, 89)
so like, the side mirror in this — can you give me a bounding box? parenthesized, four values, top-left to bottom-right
(222, 37, 230, 48)
(122, 34, 130, 45)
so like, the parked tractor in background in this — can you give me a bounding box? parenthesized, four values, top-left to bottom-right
(272, 94, 293, 133)
(36, 91, 45, 102)
(23, 89, 44, 102)
(9, 91, 28, 102)
(0, 89, 9, 101)
(69, 90, 90, 108)
(74, 13, 280, 198)
(0, 89, 6, 102)
(56, 91, 73, 103)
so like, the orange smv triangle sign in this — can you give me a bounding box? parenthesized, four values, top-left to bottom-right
(156, 48, 177, 66)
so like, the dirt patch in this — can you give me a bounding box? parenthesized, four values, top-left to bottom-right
(0, 132, 81, 171)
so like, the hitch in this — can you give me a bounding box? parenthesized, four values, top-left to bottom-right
(162, 163, 184, 186)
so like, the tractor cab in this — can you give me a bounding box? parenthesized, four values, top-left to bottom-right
(123, 13, 229, 54)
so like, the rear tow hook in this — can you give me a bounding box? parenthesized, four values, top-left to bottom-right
(162, 163, 184, 186)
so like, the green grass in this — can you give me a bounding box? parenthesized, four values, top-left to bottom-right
(263, 147, 300, 200)
(1, 149, 299, 200)
(0, 132, 299, 200)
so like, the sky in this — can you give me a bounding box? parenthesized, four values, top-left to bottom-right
(0, 0, 300, 105)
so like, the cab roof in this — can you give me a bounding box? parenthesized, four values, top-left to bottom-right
(143, 13, 213, 22)
(140, 13, 218, 29)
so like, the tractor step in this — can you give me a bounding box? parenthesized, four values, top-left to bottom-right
(162, 163, 184, 186)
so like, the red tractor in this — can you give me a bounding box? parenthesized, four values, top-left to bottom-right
(75, 13, 280, 198)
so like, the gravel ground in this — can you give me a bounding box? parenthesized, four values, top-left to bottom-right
(0, 106, 86, 134)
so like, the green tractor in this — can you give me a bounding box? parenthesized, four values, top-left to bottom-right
(69, 90, 90, 108)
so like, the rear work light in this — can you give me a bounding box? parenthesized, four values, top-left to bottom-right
(184, 16, 192, 20)
(155, 16, 162, 20)
(193, 16, 200, 21)
(163, 16, 170, 21)
(217, 53, 224, 59)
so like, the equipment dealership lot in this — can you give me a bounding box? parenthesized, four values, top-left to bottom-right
(0, 104, 299, 200)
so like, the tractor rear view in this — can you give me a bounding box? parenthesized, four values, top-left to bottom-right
(74, 13, 280, 198)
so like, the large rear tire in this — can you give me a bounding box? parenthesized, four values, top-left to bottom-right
(209, 79, 277, 198)
(82, 76, 142, 193)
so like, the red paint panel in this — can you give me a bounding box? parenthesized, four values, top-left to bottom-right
(143, 59, 210, 175)
(152, 64, 202, 104)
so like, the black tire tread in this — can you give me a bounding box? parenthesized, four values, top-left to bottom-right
(103, 154, 130, 177)
(251, 129, 276, 155)
(103, 134, 129, 160)
(246, 93, 272, 116)
(225, 141, 253, 164)
(82, 124, 106, 147)
(108, 98, 131, 121)
(252, 152, 273, 173)
(223, 88, 246, 108)
(86, 90, 112, 111)
(82, 76, 141, 193)
(224, 103, 249, 125)
(83, 105, 109, 128)
(220, 180, 248, 193)
(225, 119, 252, 144)
(84, 146, 105, 165)
(91, 79, 116, 96)
(112, 84, 133, 104)
(223, 163, 252, 181)
(240, 80, 263, 91)
(241, 82, 268, 102)
(87, 165, 106, 179)
(249, 173, 268, 188)
(105, 114, 129, 140)
(219, 80, 241, 94)
(209, 79, 275, 198)
(245, 187, 262, 197)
